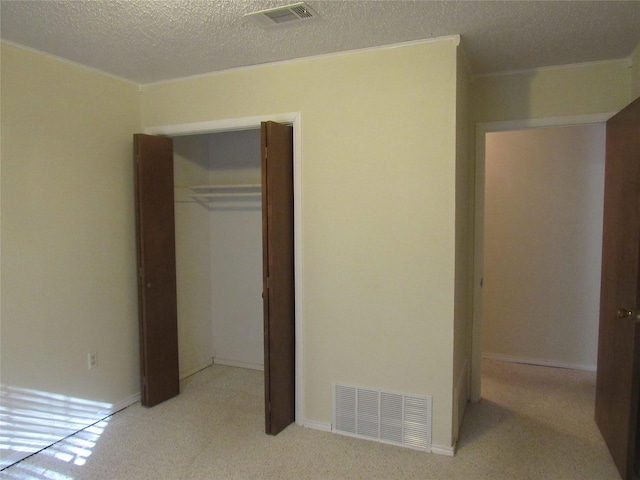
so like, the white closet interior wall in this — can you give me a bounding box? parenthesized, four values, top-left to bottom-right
(173, 129, 263, 378)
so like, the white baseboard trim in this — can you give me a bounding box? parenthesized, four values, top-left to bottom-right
(431, 444, 455, 456)
(482, 353, 597, 372)
(302, 420, 332, 432)
(180, 359, 214, 380)
(213, 357, 264, 371)
(104, 392, 141, 415)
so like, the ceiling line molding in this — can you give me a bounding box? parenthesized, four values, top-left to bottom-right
(142, 35, 461, 87)
(473, 57, 630, 80)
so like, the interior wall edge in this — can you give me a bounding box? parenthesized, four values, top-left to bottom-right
(431, 444, 456, 457)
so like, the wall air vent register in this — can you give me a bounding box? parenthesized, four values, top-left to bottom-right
(333, 384, 432, 451)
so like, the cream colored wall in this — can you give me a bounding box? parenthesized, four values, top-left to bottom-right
(453, 44, 472, 444)
(1, 43, 141, 465)
(483, 125, 605, 369)
(143, 38, 460, 448)
(474, 59, 631, 123)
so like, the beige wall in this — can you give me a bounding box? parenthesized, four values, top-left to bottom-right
(473, 59, 631, 123)
(1, 43, 141, 465)
(143, 38, 461, 448)
(453, 45, 473, 443)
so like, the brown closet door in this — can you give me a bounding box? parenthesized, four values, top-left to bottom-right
(261, 121, 295, 435)
(134, 134, 180, 407)
(595, 97, 640, 480)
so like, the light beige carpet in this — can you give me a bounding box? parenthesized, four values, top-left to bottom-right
(0, 360, 621, 479)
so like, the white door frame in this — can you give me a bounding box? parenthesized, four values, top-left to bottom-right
(470, 112, 613, 402)
(144, 112, 305, 425)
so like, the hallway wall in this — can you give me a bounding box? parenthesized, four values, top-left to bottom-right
(482, 124, 606, 369)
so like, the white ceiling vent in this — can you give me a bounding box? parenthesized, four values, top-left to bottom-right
(245, 2, 320, 28)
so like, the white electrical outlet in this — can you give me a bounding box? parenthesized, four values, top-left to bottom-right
(88, 353, 97, 370)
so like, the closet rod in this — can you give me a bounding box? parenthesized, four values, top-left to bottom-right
(191, 192, 261, 199)
(190, 183, 261, 190)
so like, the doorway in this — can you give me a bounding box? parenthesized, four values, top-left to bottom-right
(471, 113, 612, 401)
(142, 113, 304, 425)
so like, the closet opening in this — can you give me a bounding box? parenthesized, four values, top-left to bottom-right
(174, 128, 265, 376)
(135, 114, 302, 436)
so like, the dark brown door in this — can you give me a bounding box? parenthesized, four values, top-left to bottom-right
(261, 121, 295, 435)
(134, 134, 180, 407)
(595, 97, 640, 480)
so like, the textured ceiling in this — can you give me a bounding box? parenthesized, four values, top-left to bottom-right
(1, 0, 640, 84)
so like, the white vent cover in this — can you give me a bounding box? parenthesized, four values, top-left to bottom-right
(333, 384, 432, 451)
(245, 2, 319, 27)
